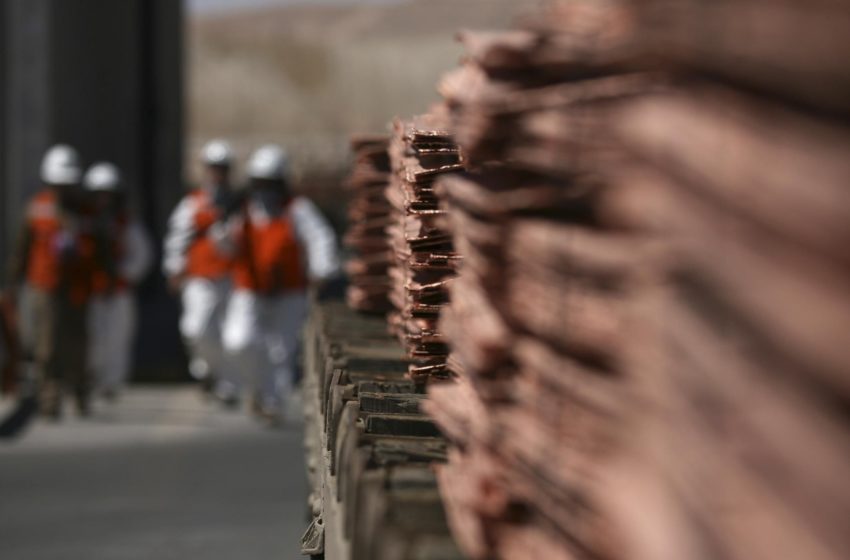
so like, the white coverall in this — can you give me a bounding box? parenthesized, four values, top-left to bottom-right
(87, 220, 153, 393)
(163, 188, 237, 396)
(220, 197, 339, 413)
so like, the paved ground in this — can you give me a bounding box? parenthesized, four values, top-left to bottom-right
(0, 386, 308, 560)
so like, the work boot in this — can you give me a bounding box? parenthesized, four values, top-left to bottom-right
(214, 380, 240, 410)
(75, 392, 92, 418)
(76, 400, 91, 418)
(258, 408, 283, 428)
(217, 393, 240, 410)
(41, 403, 62, 422)
(199, 375, 217, 400)
(250, 393, 263, 417)
(254, 396, 283, 428)
(39, 381, 62, 421)
(190, 358, 217, 400)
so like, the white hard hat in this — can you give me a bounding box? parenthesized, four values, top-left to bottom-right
(41, 144, 82, 185)
(247, 144, 289, 180)
(200, 139, 233, 167)
(83, 162, 122, 192)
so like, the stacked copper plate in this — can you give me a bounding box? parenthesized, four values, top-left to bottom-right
(423, 1, 850, 559)
(386, 111, 465, 382)
(343, 135, 394, 313)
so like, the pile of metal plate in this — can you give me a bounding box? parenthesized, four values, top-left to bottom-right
(343, 135, 394, 313)
(423, 1, 850, 559)
(386, 112, 465, 383)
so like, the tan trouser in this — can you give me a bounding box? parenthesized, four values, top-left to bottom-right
(28, 288, 89, 416)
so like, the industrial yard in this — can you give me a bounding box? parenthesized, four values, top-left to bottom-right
(2, 1, 849, 559)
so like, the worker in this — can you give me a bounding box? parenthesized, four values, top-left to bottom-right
(5, 145, 107, 418)
(163, 139, 238, 403)
(84, 162, 153, 400)
(220, 145, 339, 424)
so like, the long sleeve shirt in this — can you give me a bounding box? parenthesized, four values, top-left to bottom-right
(290, 197, 340, 282)
(162, 195, 197, 279)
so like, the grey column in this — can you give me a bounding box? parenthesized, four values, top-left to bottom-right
(5, 0, 52, 263)
(0, 3, 7, 269)
(145, 0, 185, 236)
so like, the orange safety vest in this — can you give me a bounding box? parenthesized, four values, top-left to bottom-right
(185, 189, 233, 279)
(91, 214, 129, 294)
(25, 189, 97, 306)
(233, 202, 307, 294)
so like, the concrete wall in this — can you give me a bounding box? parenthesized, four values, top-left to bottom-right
(1, 0, 186, 379)
(0, 5, 5, 266)
(134, 1, 189, 380)
(4, 0, 52, 266)
(50, 1, 145, 210)
(143, 1, 186, 237)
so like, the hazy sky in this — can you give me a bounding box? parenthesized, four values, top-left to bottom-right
(188, 0, 404, 14)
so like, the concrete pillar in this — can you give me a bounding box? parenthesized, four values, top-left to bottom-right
(4, 0, 53, 268)
(49, 1, 144, 207)
(0, 3, 6, 269)
(142, 0, 185, 237)
(134, 0, 188, 381)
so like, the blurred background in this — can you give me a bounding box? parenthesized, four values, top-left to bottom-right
(0, 0, 529, 381)
(0, 3, 531, 559)
(3, 2, 850, 560)
(188, 0, 528, 181)
(186, 0, 532, 234)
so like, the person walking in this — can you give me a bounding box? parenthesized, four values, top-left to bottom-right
(162, 140, 238, 402)
(84, 162, 153, 400)
(220, 145, 339, 424)
(5, 145, 106, 418)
